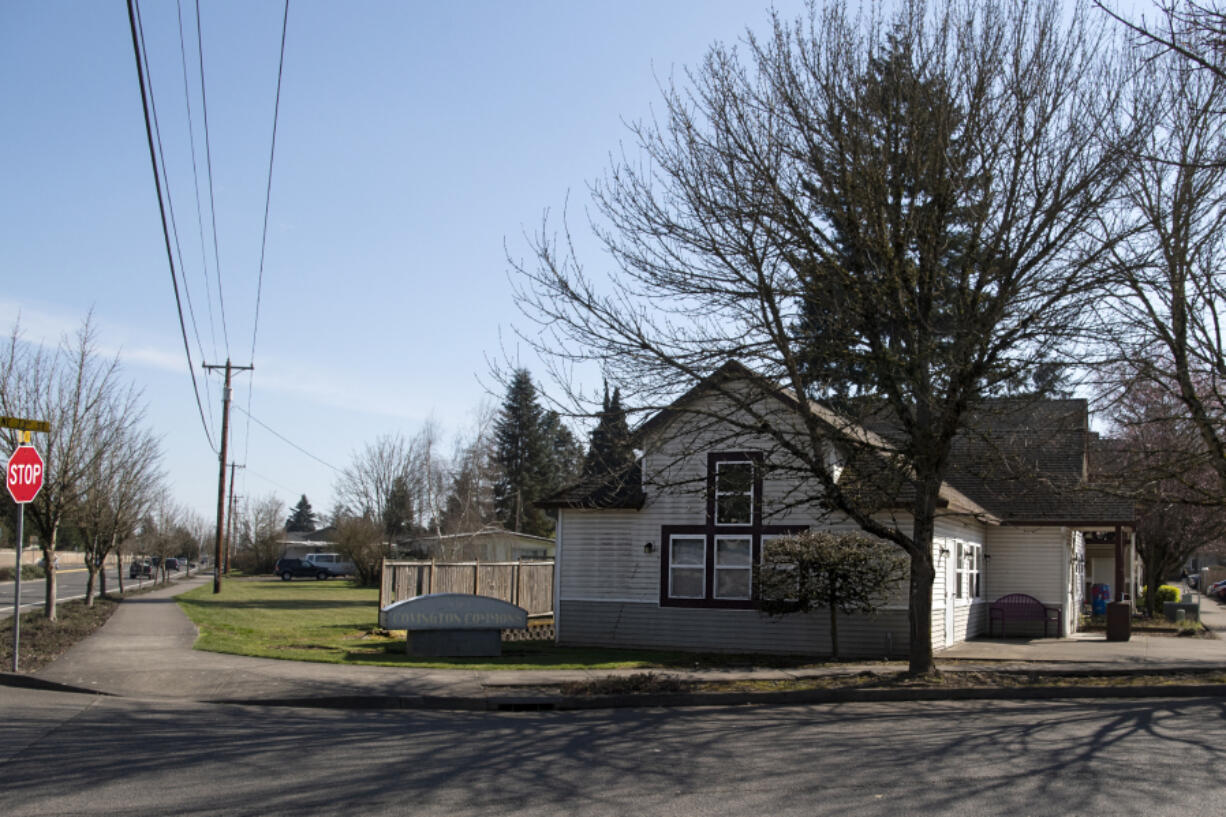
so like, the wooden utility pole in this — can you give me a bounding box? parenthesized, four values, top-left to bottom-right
(203, 359, 252, 594)
(225, 461, 243, 575)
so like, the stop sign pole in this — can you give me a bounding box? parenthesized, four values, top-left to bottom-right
(7, 439, 46, 673)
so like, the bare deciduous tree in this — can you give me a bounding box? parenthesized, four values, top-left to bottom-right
(333, 513, 387, 586)
(0, 316, 147, 620)
(1097, 1, 1226, 80)
(1091, 34, 1226, 503)
(513, 0, 1136, 673)
(1099, 373, 1226, 613)
(232, 494, 286, 575)
(440, 403, 499, 535)
(74, 423, 163, 604)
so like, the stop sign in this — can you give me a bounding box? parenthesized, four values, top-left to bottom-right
(7, 445, 44, 504)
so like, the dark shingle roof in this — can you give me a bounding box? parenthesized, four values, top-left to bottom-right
(940, 400, 1132, 524)
(538, 460, 645, 510)
(547, 362, 1133, 526)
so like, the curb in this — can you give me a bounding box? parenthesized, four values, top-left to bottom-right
(189, 682, 1226, 712)
(0, 672, 116, 697)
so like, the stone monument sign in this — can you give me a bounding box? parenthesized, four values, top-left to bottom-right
(379, 593, 528, 657)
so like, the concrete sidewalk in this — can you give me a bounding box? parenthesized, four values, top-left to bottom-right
(938, 590, 1226, 669)
(7, 577, 1226, 710)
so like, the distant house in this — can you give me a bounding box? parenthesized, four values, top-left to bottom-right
(278, 526, 338, 559)
(541, 361, 1135, 658)
(396, 528, 555, 562)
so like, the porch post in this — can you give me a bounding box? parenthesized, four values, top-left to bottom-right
(1114, 525, 1125, 602)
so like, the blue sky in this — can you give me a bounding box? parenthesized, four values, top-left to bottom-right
(1, 0, 814, 520)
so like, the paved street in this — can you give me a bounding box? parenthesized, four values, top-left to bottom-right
(0, 565, 183, 619)
(2, 687, 1223, 817)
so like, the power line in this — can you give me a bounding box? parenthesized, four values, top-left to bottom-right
(241, 0, 291, 500)
(175, 0, 221, 370)
(251, 0, 290, 366)
(127, 0, 216, 453)
(242, 465, 297, 495)
(139, 0, 216, 437)
(194, 0, 230, 354)
(233, 404, 342, 472)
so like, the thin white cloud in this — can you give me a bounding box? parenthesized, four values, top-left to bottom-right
(0, 299, 437, 423)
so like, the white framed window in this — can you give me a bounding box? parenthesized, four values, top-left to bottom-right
(956, 542, 982, 601)
(669, 535, 706, 599)
(713, 535, 753, 599)
(714, 460, 754, 524)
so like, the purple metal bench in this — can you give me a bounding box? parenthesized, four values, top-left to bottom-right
(988, 593, 1062, 638)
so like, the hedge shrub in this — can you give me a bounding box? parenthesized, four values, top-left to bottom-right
(1141, 584, 1181, 607)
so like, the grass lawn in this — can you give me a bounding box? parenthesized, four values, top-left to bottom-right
(175, 578, 827, 671)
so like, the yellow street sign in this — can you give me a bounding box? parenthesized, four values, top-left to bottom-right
(0, 416, 50, 433)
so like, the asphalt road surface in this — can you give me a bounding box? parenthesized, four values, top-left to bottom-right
(0, 565, 180, 618)
(1, 690, 1222, 816)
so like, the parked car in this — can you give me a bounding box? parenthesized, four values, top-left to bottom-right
(1208, 578, 1226, 601)
(129, 559, 153, 579)
(303, 552, 355, 576)
(273, 557, 332, 581)
(164, 558, 181, 572)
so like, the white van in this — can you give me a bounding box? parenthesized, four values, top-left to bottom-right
(303, 552, 355, 576)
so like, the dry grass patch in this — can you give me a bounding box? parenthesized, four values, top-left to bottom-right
(0, 595, 122, 674)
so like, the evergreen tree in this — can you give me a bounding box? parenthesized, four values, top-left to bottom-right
(493, 369, 555, 536)
(543, 409, 585, 493)
(582, 383, 635, 479)
(285, 495, 317, 533)
(383, 474, 414, 543)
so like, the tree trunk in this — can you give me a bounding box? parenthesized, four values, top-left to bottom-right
(85, 533, 99, 606)
(1145, 573, 1161, 618)
(85, 563, 97, 607)
(42, 545, 57, 621)
(907, 483, 940, 676)
(115, 550, 125, 595)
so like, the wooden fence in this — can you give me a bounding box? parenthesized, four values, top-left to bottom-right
(380, 560, 554, 617)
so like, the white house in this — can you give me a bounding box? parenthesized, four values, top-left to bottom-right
(541, 362, 1135, 658)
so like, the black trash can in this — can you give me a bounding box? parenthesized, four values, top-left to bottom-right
(1106, 601, 1131, 642)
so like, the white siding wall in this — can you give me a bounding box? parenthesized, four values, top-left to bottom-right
(983, 525, 1074, 636)
(557, 388, 1069, 652)
(934, 516, 989, 645)
(560, 600, 910, 658)
(557, 509, 658, 603)
(984, 526, 1067, 604)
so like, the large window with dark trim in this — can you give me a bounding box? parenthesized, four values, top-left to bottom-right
(714, 535, 753, 599)
(660, 452, 805, 608)
(669, 535, 706, 599)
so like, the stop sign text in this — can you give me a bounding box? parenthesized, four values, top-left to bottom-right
(7, 446, 44, 504)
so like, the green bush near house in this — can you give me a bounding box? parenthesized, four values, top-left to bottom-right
(1140, 585, 1181, 608)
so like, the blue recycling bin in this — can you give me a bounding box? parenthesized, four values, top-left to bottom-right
(1091, 583, 1111, 615)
